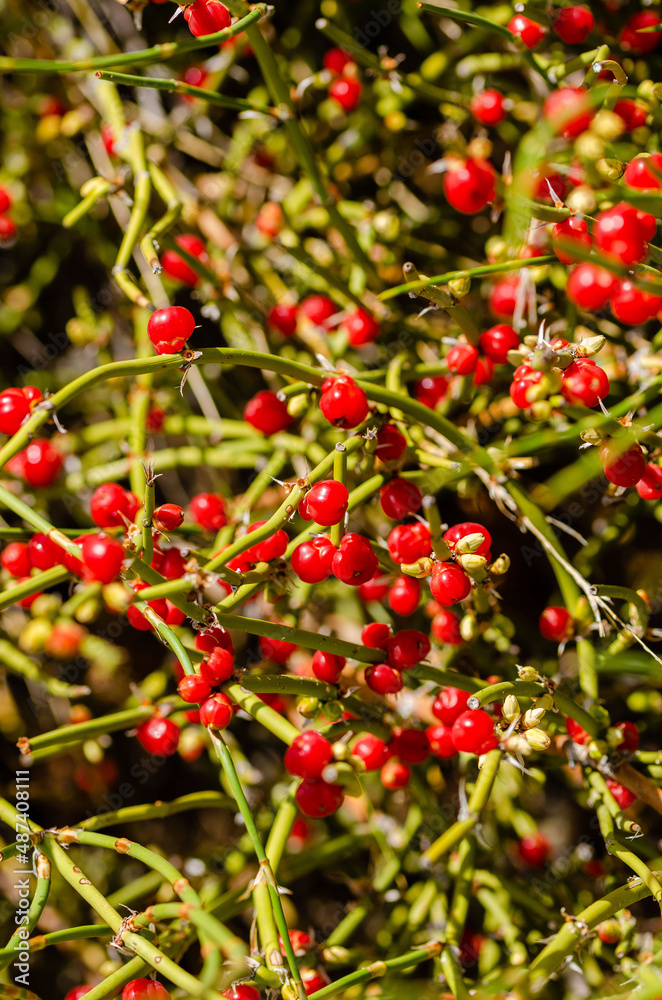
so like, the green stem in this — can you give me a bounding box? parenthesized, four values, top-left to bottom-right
(96, 69, 276, 115)
(422, 749, 502, 864)
(0, 7, 268, 73)
(378, 256, 555, 301)
(211, 733, 307, 1000)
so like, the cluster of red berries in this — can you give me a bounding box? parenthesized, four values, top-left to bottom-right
(268, 294, 379, 347)
(324, 47, 362, 112)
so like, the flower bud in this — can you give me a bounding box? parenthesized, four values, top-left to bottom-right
(525, 728, 551, 750)
(460, 612, 478, 642)
(456, 553, 488, 578)
(400, 557, 435, 578)
(507, 348, 531, 366)
(332, 741, 351, 761)
(522, 706, 547, 729)
(580, 428, 604, 446)
(518, 665, 543, 683)
(535, 693, 554, 712)
(502, 694, 521, 723)
(576, 336, 606, 358)
(455, 532, 487, 555)
(587, 739, 607, 761)
(448, 275, 471, 298)
(323, 700, 345, 722)
(566, 184, 596, 215)
(297, 696, 321, 718)
(489, 554, 511, 575)
(596, 158, 625, 180)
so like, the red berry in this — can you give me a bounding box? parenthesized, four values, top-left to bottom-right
(319, 375, 369, 428)
(605, 779, 637, 809)
(165, 601, 186, 626)
(332, 533, 378, 585)
(362, 621, 392, 649)
(478, 324, 519, 364)
(195, 625, 234, 654)
(352, 733, 390, 770)
(552, 217, 592, 265)
(600, 440, 647, 488)
(610, 280, 660, 325)
(414, 376, 449, 409)
(561, 360, 610, 408)
(553, 4, 594, 43)
(19, 439, 63, 488)
(90, 483, 139, 528)
(615, 720, 639, 753)
(199, 691, 233, 730)
(1, 542, 32, 577)
(358, 572, 390, 602)
(268, 303, 298, 337)
(147, 306, 195, 354)
(386, 629, 430, 668)
(567, 263, 618, 311)
(388, 575, 420, 616)
(28, 532, 61, 571)
(81, 533, 124, 584)
(613, 98, 648, 132)
(593, 203, 647, 267)
(543, 87, 593, 138)
(446, 343, 479, 375)
(470, 89, 505, 126)
(342, 308, 379, 346)
(365, 662, 403, 695)
(0, 186, 12, 214)
(285, 731, 333, 779)
(379, 478, 422, 520)
(489, 275, 519, 318)
(444, 522, 491, 557)
(380, 759, 410, 788)
(431, 609, 463, 645)
(65, 988, 93, 1000)
(324, 48, 354, 74)
(259, 633, 297, 663)
(427, 723, 457, 759)
(161, 234, 208, 286)
(153, 503, 184, 532)
(305, 480, 349, 526)
(311, 650, 345, 683)
(443, 158, 495, 214)
(245, 521, 288, 563)
(387, 522, 431, 563)
(127, 582, 168, 631)
(539, 606, 573, 642)
(619, 10, 661, 53)
(451, 709, 498, 754)
(178, 674, 212, 703)
(508, 13, 547, 47)
(200, 646, 235, 684)
(430, 563, 471, 606)
(291, 537, 336, 583)
(0, 388, 30, 435)
(222, 987, 261, 1000)
(432, 687, 471, 726)
(566, 717, 591, 745)
(375, 424, 406, 461)
(0, 215, 17, 247)
(329, 77, 362, 112)
(244, 390, 293, 435)
(518, 831, 550, 867)
(256, 202, 284, 239)
(636, 463, 662, 500)
(161, 548, 187, 579)
(136, 717, 180, 756)
(184, 0, 231, 36)
(299, 295, 338, 329)
(300, 968, 331, 995)
(295, 778, 343, 817)
(624, 153, 662, 190)
(190, 492, 227, 531)
(389, 727, 429, 764)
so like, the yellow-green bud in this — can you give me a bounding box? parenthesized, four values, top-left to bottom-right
(502, 694, 521, 723)
(525, 728, 551, 750)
